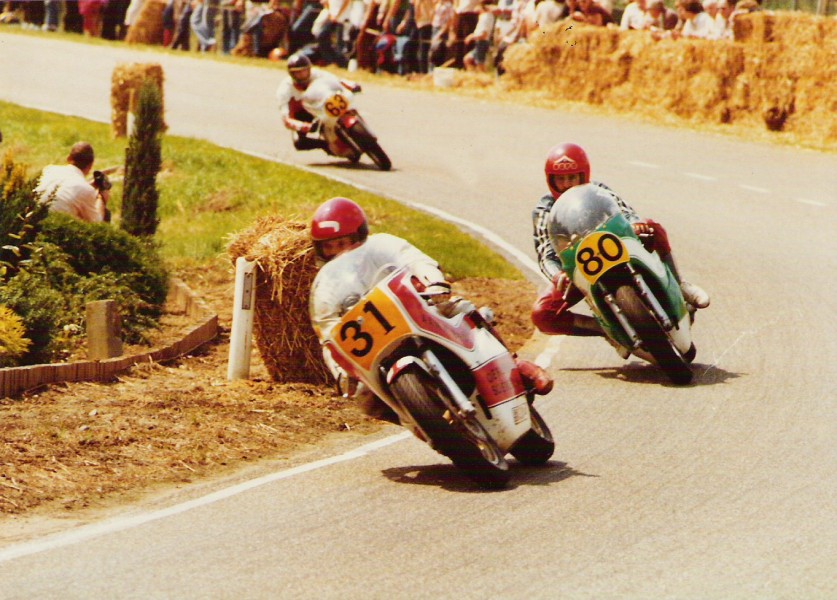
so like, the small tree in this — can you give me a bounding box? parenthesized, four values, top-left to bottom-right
(121, 79, 163, 237)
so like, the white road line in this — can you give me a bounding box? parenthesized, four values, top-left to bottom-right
(0, 432, 412, 564)
(628, 161, 661, 169)
(0, 149, 550, 563)
(738, 184, 770, 194)
(683, 172, 717, 182)
(795, 198, 827, 207)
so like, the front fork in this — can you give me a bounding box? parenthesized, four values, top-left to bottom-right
(600, 265, 674, 350)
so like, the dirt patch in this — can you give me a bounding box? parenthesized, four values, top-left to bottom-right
(0, 258, 536, 521)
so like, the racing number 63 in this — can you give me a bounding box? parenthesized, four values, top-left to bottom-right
(325, 94, 348, 117)
(576, 232, 628, 283)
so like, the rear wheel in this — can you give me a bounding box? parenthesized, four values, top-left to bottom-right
(614, 285, 693, 385)
(348, 121, 392, 171)
(510, 405, 555, 465)
(391, 365, 510, 488)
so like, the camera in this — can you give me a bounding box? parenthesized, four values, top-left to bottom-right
(92, 170, 112, 191)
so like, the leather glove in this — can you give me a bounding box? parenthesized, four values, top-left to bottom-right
(632, 220, 654, 237)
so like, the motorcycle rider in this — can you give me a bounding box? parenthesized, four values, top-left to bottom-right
(276, 53, 362, 152)
(309, 197, 553, 422)
(531, 142, 710, 337)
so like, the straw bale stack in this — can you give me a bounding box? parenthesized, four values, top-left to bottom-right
(503, 12, 836, 146)
(228, 216, 331, 385)
(111, 63, 166, 138)
(124, 0, 166, 46)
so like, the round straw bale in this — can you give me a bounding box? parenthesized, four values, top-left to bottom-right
(228, 216, 331, 385)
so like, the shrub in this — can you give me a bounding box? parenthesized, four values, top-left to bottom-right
(0, 151, 51, 280)
(0, 305, 32, 368)
(0, 270, 67, 364)
(121, 79, 163, 237)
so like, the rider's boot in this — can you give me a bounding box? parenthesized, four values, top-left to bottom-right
(292, 132, 329, 152)
(661, 253, 710, 309)
(516, 358, 554, 396)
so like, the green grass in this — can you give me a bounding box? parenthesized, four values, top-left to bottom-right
(0, 100, 522, 281)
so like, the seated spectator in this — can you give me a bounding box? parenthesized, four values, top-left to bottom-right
(702, 0, 728, 38)
(569, 0, 612, 27)
(463, 1, 495, 72)
(620, 0, 649, 30)
(429, 0, 455, 68)
(35, 142, 109, 223)
(534, 0, 566, 32)
(412, 0, 435, 74)
(672, 0, 714, 38)
(493, 0, 527, 75)
(646, 0, 677, 33)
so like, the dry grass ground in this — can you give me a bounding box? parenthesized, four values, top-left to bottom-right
(0, 258, 536, 522)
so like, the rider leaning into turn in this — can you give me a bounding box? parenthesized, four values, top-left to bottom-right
(531, 142, 710, 337)
(309, 197, 553, 423)
(276, 53, 362, 152)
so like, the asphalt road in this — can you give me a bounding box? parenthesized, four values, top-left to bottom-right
(1, 32, 836, 599)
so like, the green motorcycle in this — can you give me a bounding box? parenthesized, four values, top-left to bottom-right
(548, 183, 696, 384)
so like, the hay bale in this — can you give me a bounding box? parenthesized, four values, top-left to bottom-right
(111, 63, 166, 138)
(124, 0, 166, 46)
(228, 216, 331, 385)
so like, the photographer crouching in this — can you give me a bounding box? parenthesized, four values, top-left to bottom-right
(35, 141, 112, 223)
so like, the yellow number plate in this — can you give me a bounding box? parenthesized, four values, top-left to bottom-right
(575, 232, 629, 284)
(332, 287, 412, 371)
(324, 93, 349, 118)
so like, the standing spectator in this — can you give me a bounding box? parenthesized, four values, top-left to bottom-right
(429, 0, 454, 68)
(703, 0, 728, 38)
(493, 0, 527, 74)
(221, 0, 245, 52)
(462, 1, 494, 72)
(646, 0, 677, 32)
(569, 0, 611, 26)
(191, 0, 220, 51)
(63, 0, 83, 32)
(411, 0, 434, 73)
(102, 0, 130, 39)
(170, 0, 193, 49)
(316, 0, 351, 67)
(451, 0, 481, 69)
(385, 0, 416, 74)
(42, 0, 60, 31)
(35, 142, 108, 223)
(78, 0, 107, 37)
(123, 0, 144, 37)
(620, 0, 649, 30)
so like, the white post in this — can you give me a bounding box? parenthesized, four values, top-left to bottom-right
(227, 257, 257, 381)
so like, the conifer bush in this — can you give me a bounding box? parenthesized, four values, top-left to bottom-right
(121, 79, 163, 238)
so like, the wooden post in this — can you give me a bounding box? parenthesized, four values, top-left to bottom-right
(86, 300, 123, 360)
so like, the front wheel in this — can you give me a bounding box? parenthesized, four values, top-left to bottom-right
(390, 365, 510, 488)
(510, 405, 555, 465)
(348, 121, 392, 171)
(614, 285, 693, 384)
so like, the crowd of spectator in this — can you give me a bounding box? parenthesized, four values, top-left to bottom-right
(1, 0, 766, 76)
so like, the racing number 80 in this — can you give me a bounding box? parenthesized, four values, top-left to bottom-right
(577, 232, 625, 278)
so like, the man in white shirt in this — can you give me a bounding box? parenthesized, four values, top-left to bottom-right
(35, 142, 107, 223)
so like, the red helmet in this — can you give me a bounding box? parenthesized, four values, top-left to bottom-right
(310, 197, 369, 260)
(544, 142, 591, 199)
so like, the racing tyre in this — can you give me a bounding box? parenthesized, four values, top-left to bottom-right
(614, 285, 693, 385)
(509, 405, 555, 465)
(391, 365, 510, 489)
(348, 121, 392, 171)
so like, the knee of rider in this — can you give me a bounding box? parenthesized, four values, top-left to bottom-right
(646, 219, 671, 255)
(532, 303, 574, 335)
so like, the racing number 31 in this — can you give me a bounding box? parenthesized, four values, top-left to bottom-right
(576, 232, 627, 282)
(339, 301, 394, 357)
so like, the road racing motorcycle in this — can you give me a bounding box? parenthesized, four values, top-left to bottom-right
(324, 264, 555, 488)
(301, 77, 392, 171)
(549, 183, 697, 384)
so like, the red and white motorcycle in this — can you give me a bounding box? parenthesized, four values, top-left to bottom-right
(324, 264, 555, 488)
(301, 77, 392, 171)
